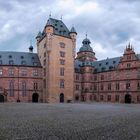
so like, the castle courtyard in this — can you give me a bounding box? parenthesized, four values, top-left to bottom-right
(0, 103, 140, 140)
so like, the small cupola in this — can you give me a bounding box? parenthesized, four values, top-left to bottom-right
(79, 35, 93, 52)
(29, 45, 33, 53)
(70, 26, 77, 35)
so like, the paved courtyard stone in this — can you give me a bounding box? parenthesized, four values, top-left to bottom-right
(0, 103, 140, 140)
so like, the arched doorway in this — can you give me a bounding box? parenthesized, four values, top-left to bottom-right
(75, 95, 79, 101)
(0, 94, 4, 102)
(32, 93, 39, 103)
(125, 94, 131, 103)
(60, 93, 64, 103)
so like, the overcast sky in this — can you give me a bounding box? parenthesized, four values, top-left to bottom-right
(0, 0, 140, 60)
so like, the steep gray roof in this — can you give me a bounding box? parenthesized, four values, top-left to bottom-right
(0, 51, 42, 67)
(75, 57, 121, 73)
(36, 31, 42, 39)
(70, 27, 77, 34)
(45, 18, 71, 38)
(92, 57, 121, 73)
(137, 54, 140, 59)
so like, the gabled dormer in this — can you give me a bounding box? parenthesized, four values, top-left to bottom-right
(117, 43, 140, 70)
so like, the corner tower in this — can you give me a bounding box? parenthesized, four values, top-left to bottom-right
(76, 37, 97, 62)
(36, 17, 77, 103)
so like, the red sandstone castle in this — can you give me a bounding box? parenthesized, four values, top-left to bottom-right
(0, 17, 140, 103)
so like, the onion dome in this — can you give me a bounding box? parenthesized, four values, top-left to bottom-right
(79, 38, 93, 52)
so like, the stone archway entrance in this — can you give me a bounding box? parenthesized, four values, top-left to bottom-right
(0, 94, 4, 102)
(32, 93, 39, 103)
(125, 94, 131, 103)
(60, 93, 64, 103)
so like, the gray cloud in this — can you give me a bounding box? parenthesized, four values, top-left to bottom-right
(0, 0, 140, 60)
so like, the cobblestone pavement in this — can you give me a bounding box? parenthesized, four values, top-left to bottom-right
(0, 103, 140, 140)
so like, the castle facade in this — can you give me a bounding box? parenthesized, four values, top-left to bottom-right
(0, 17, 140, 103)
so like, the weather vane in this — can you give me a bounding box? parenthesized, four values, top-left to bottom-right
(49, 11, 51, 18)
(86, 32, 88, 38)
(61, 15, 63, 20)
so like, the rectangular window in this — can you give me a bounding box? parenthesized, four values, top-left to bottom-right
(44, 68, 46, 76)
(44, 43, 46, 48)
(60, 79, 64, 88)
(22, 82, 26, 97)
(127, 63, 131, 68)
(116, 83, 120, 90)
(115, 95, 119, 102)
(76, 85, 79, 90)
(0, 69, 3, 76)
(33, 82, 38, 90)
(94, 85, 97, 91)
(60, 51, 65, 57)
(94, 76, 97, 81)
(43, 79, 46, 88)
(137, 82, 140, 90)
(60, 42, 65, 48)
(9, 68, 14, 76)
(137, 96, 140, 102)
(107, 95, 111, 101)
(44, 52, 46, 57)
(60, 68, 65, 76)
(9, 81, 14, 97)
(100, 84, 104, 90)
(126, 83, 130, 90)
(21, 69, 27, 76)
(101, 75, 104, 80)
(76, 75, 79, 80)
(60, 59, 65, 65)
(108, 83, 111, 90)
(33, 69, 38, 76)
(100, 95, 103, 101)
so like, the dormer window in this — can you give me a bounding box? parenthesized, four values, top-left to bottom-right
(106, 62, 108, 65)
(9, 60, 14, 65)
(9, 55, 12, 58)
(113, 61, 116, 64)
(21, 61, 26, 65)
(33, 62, 38, 66)
(109, 66, 113, 70)
(99, 63, 102, 66)
(21, 56, 24, 59)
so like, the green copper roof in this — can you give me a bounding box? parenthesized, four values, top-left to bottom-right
(79, 38, 93, 52)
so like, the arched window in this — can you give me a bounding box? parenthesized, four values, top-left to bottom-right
(9, 81, 14, 96)
(22, 81, 26, 97)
